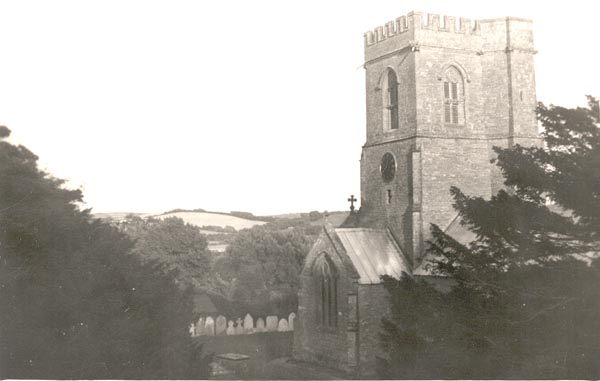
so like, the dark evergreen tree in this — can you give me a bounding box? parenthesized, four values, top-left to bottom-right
(379, 97, 600, 379)
(0, 126, 209, 379)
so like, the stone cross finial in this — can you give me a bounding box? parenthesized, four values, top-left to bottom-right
(347, 195, 357, 212)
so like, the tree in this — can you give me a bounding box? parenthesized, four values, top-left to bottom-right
(212, 226, 314, 316)
(0, 127, 208, 379)
(308, 210, 323, 222)
(379, 97, 600, 379)
(120, 215, 211, 291)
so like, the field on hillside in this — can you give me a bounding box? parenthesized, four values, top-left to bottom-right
(94, 212, 154, 221)
(95, 210, 349, 231)
(156, 212, 266, 230)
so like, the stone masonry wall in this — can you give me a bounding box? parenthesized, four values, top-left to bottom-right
(418, 137, 492, 243)
(364, 50, 416, 143)
(357, 284, 391, 378)
(360, 139, 414, 257)
(293, 231, 359, 372)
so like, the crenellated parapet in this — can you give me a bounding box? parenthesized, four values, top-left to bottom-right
(364, 11, 481, 48)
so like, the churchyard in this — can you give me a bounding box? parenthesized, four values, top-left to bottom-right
(190, 311, 299, 378)
(196, 331, 293, 379)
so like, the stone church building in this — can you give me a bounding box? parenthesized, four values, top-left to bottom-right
(293, 11, 540, 377)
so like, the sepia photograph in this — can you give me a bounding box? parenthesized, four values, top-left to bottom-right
(1, 0, 599, 379)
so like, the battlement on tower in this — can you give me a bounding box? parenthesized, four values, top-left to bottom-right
(363, 12, 534, 63)
(364, 12, 481, 47)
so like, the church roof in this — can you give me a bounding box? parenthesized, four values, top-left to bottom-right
(444, 214, 477, 244)
(413, 214, 477, 276)
(334, 228, 410, 284)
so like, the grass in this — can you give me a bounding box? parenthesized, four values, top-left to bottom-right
(195, 332, 292, 379)
(156, 211, 266, 230)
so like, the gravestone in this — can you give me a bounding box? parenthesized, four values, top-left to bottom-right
(197, 318, 205, 336)
(215, 353, 251, 378)
(243, 314, 254, 333)
(226, 320, 235, 335)
(205, 316, 215, 336)
(216, 315, 227, 335)
(235, 318, 244, 335)
(278, 318, 289, 331)
(189, 323, 196, 337)
(266, 316, 278, 332)
(255, 318, 266, 333)
(288, 312, 296, 331)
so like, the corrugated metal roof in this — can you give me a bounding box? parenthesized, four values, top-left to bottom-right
(334, 228, 410, 284)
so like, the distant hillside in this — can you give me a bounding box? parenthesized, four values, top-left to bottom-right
(309, 211, 350, 227)
(94, 210, 350, 229)
(156, 211, 266, 230)
(94, 212, 153, 221)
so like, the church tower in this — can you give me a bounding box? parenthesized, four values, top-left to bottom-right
(294, 12, 540, 377)
(358, 12, 539, 265)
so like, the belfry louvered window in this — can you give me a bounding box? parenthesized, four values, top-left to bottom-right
(442, 67, 464, 125)
(382, 68, 400, 131)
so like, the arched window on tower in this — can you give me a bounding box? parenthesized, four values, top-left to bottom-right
(313, 253, 338, 328)
(382, 68, 400, 131)
(442, 66, 465, 125)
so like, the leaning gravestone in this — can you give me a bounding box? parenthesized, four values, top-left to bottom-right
(278, 318, 289, 332)
(243, 314, 254, 333)
(235, 318, 244, 335)
(266, 316, 278, 332)
(205, 316, 215, 336)
(255, 318, 266, 333)
(226, 320, 235, 335)
(216, 315, 227, 335)
(288, 312, 296, 331)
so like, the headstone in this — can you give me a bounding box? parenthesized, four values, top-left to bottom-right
(226, 320, 235, 335)
(278, 318, 289, 332)
(205, 316, 215, 336)
(189, 323, 196, 337)
(235, 318, 244, 335)
(243, 313, 254, 333)
(216, 315, 227, 335)
(288, 312, 296, 331)
(255, 318, 266, 333)
(197, 317, 205, 336)
(266, 315, 278, 332)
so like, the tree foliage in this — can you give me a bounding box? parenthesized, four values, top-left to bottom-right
(120, 215, 211, 291)
(212, 226, 314, 316)
(0, 128, 209, 379)
(379, 97, 600, 379)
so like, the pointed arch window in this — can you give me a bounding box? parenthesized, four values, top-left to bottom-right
(313, 253, 338, 328)
(442, 66, 464, 125)
(382, 68, 400, 131)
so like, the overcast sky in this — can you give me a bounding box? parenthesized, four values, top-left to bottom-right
(1, 0, 598, 215)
